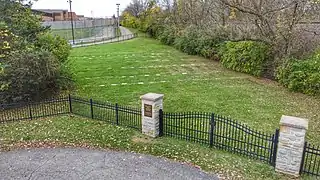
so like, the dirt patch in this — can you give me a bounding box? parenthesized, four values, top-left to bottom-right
(246, 76, 280, 86)
(132, 135, 154, 144)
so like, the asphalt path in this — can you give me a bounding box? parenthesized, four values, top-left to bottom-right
(0, 148, 218, 180)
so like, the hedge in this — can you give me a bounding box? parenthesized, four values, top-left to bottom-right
(171, 26, 223, 59)
(158, 25, 177, 46)
(218, 41, 270, 77)
(276, 52, 320, 95)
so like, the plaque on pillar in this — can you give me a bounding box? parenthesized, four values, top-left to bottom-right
(144, 104, 152, 118)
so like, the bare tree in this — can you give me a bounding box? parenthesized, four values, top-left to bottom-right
(123, 0, 320, 60)
(219, 0, 320, 53)
(158, 0, 174, 10)
(123, 0, 150, 17)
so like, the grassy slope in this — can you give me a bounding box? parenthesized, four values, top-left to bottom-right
(1, 116, 311, 180)
(69, 37, 320, 145)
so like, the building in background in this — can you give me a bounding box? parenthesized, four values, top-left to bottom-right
(77, 15, 86, 21)
(66, 12, 79, 21)
(32, 9, 80, 21)
(32, 9, 55, 21)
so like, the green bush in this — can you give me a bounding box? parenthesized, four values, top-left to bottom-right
(196, 35, 223, 59)
(218, 41, 270, 76)
(0, 1, 73, 104)
(35, 33, 71, 63)
(172, 26, 224, 59)
(35, 33, 73, 91)
(158, 25, 177, 46)
(174, 26, 200, 55)
(276, 52, 320, 95)
(1, 49, 61, 103)
(145, 22, 163, 38)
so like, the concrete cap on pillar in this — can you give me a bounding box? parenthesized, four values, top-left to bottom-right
(280, 115, 308, 130)
(140, 93, 164, 101)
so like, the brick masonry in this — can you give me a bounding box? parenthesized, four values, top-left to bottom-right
(276, 115, 308, 176)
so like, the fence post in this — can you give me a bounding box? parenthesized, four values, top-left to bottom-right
(275, 115, 308, 177)
(141, 93, 164, 138)
(115, 103, 119, 125)
(209, 113, 215, 147)
(28, 103, 33, 120)
(90, 99, 94, 119)
(299, 142, 308, 174)
(68, 94, 73, 113)
(271, 129, 280, 166)
(159, 109, 164, 137)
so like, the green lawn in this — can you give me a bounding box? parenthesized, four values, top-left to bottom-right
(0, 116, 308, 180)
(69, 37, 320, 145)
(52, 27, 95, 40)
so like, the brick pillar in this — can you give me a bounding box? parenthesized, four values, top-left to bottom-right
(275, 115, 308, 177)
(140, 93, 164, 138)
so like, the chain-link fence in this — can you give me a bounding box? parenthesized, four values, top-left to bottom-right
(43, 19, 115, 29)
(44, 19, 118, 44)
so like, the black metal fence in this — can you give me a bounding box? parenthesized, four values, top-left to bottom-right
(162, 111, 279, 165)
(70, 96, 141, 130)
(0, 95, 141, 130)
(301, 142, 320, 176)
(1, 96, 319, 177)
(0, 97, 69, 123)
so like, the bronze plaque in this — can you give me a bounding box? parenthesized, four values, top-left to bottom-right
(144, 104, 152, 118)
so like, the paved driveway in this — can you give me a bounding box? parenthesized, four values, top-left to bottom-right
(0, 148, 218, 180)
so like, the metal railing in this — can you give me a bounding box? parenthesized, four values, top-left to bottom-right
(0, 95, 141, 130)
(301, 142, 320, 176)
(162, 111, 279, 165)
(2, 95, 320, 178)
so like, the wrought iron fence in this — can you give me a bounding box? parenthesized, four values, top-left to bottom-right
(0, 95, 141, 130)
(162, 111, 279, 165)
(162, 112, 211, 145)
(0, 96, 279, 166)
(2, 95, 320, 178)
(0, 97, 69, 123)
(301, 142, 320, 176)
(70, 96, 141, 130)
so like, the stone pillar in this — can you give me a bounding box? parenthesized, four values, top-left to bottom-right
(141, 93, 164, 138)
(275, 115, 308, 177)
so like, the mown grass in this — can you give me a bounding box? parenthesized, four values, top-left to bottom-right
(69, 36, 320, 145)
(1, 116, 314, 180)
